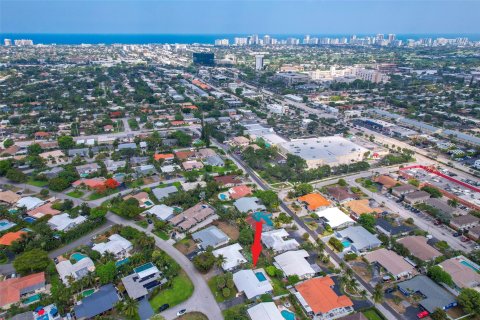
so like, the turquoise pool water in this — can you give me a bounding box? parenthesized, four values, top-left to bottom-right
(218, 193, 228, 200)
(71, 252, 87, 262)
(144, 200, 153, 206)
(0, 221, 8, 226)
(82, 289, 95, 297)
(24, 294, 41, 304)
(461, 260, 480, 272)
(342, 239, 352, 248)
(255, 272, 267, 282)
(253, 211, 273, 226)
(116, 258, 130, 267)
(281, 310, 295, 320)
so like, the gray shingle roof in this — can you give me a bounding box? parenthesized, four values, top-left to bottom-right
(74, 284, 119, 319)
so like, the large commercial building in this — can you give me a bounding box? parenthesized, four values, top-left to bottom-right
(278, 136, 368, 168)
(192, 52, 215, 66)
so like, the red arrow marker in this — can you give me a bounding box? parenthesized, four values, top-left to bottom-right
(251, 221, 263, 267)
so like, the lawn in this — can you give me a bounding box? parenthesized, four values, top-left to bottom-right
(27, 178, 48, 187)
(155, 230, 169, 240)
(363, 308, 386, 320)
(207, 275, 237, 303)
(136, 220, 148, 229)
(149, 271, 194, 310)
(88, 188, 119, 200)
(270, 277, 289, 296)
(176, 312, 208, 320)
(66, 190, 84, 198)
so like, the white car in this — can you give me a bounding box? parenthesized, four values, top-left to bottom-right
(177, 309, 187, 316)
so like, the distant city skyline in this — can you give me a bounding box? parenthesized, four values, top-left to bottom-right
(1, 0, 479, 34)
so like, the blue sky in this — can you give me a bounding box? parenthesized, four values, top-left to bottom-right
(1, 0, 479, 34)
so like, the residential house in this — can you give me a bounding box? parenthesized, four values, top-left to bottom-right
(174, 150, 195, 161)
(0, 272, 46, 309)
(439, 256, 480, 291)
(56, 257, 95, 285)
(397, 275, 457, 313)
(212, 243, 247, 271)
(48, 213, 86, 232)
(152, 185, 178, 201)
(373, 175, 399, 191)
(182, 160, 204, 171)
(117, 143, 137, 151)
(403, 191, 431, 204)
(229, 136, 250, 148)
(103, 159, 126, 172)
(247, 302, 283, 320)
(134, 164, 156, 176)
(391, 184, 416, 198)
(364, 248, 416, 280)
(233, 269, 273, 299)
(76, 163, 100, 176)
(204, 155, 225, 167)
(154, 153, 174, 162)
(0, 231, 26, 246)
(397, 236, 442, 261)
(122, 262, 167, 300)
(344, 199, 383, 219)
(450, 215, 479, 231)
(234, 197, 266, 213)
(228, 185, 252, 200)
(74, 284, 120, 320)
(375, 218, 414, 237)
(16, 196, 44, 211)
(298, 193, 331, 211)
(262, 229, 300, 253)
(123, 192, 153, 208)
(274, 250, 316, 279)
(27, 202, 61, 218)
(42, 167, 64, 179)
(168, 203, 216, 231)
(468, 225, 480, 240)
(92, 234, 133, 258)
(192, 226, 230, 249)
(72, 178, 106, 189)
(294, 277, 354, 320)
(335, 226, 382, 253)
(196, 148, 217, 159)
(39, 150, 66, 165)
(0, 190, 21, 205)
(326, 186, 357, 203)
(316, 207, 354, 229)
(145, 204, 175, 221)
(214, 175, 242, 187)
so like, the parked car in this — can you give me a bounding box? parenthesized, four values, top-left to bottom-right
(158, 304, 169, 312)
(385, 287, 396, 294)
(453, 232, 462, 237)
(434, 220, 442, 226)
(417, 311, 429, 319)
(147, 219, 153, 224)
(177, 309, 187, 316)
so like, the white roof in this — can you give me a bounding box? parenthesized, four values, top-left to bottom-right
(16, 196, 44, 211)
(160, 165, 180, 173)
(56, 257, 95, 285)
(145, 204, 175, 220)
(262, 229, 299, 252)
(247, 302, 284, 320)
(274, 250, 315, 277)
(213, 243, 247, 271)
(316, 207, 354, 228)
(92, 234, 132, 257)
(233, 269, 273, 299)
(48, 213, 86, 231)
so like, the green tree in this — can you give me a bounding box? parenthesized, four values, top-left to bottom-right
(121, 297, 139, 319)
(373, 283, 384, 305)
(58, 135, 75, 149)
(48, 177, 71, 191)
(421, 186, 443, 198)
(0, 159, 13, 176)
(294, 183, 313, 197)
(338, 179, 347, 187)
(256, 190, 279, 211)
(27, 143, 43, 156)
(430, 308, 448, 320)
(238, 227, 254, 245)
(358, 213, 376, 232)
(458, 288, 480, 316)
(13, 249, 50, 275)
(3, 138, 14, 148)
(193, 251, 216, 273)
(6, 168, 27, 183)
(96, 261, 116, 284)
(427, 266, 454, 286)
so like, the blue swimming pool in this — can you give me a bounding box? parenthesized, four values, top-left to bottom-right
(255, 272, 267, 282)
(342, 239, 352, 248)
(253, 211, 273, 226)
(281, 310, 295, 320)
(116, 258, 130, 267)
(218, 193, 229, 201)
(144, 200, 153, 206)
(71, 252, 87, 262)
(460, 260, 480, 273)
(23, 294, 41, 304)
(23, 217, 36, 224)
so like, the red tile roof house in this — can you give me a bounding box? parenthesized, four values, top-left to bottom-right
(0, 272, 46, 309)
(103, 125, 114, 132)
(34, 131, 51, 140)
(72, 178, 106, 189)
(174, 150, 196, 161)
(228, 185, 252, 200)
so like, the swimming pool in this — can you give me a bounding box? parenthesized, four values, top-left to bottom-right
(82, 289, 95, 298)
(218, 193, 229, 201)
(253, 211, 273, 226)
(71, 252, 87, 262)
(23, 294, 41, 305)
(460, 260, 480, 272)
(144, 200, 153, 206)
(23, 217, 36, 224)
(116, 258, 130, 267)
(281, 310, 295, 320)
(255, 272, 267, 282)
(342, 239, 352, 248)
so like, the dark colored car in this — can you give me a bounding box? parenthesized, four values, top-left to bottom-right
(453, 232, 462, 237)
(158, 304, 169, 312)
(147, 219, 153, 224)
(385, 287, 396, 294)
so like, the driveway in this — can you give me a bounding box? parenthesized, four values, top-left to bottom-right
(107, 213, 223, 320)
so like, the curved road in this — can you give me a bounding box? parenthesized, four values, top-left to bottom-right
(107, 213, 223, 320)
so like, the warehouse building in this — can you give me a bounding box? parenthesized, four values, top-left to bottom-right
(278, 136, 368, 169)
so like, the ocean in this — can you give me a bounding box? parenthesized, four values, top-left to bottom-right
(1, 33, 480, 45)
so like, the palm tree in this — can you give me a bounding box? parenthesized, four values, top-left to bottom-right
(345, 267, 354, 278)
(346, 278, 359, 294)
(121, 297, 139, 319)
(215, 254, 227, 268)
(373, 283, 384, 305)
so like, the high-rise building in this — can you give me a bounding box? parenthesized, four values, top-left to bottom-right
(14, 39, 33, 46)
(4, 39, 12, 46)
(388, 34, 396, 42)
(192, 52, 215, 66)
(303, 35, 310, 44)
(234, 37, 248, 46)
(255, 55, 264, 71)
(215, 39, 229, 46)
(263, 35, 271, 45)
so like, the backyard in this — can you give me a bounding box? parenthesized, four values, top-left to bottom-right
(149, 271, 194, 310)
